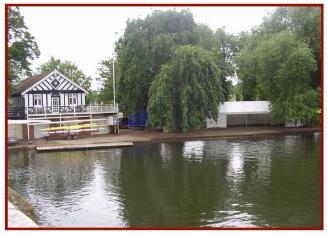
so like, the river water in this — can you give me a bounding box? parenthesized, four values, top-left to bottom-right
(8, 133, 321, 228)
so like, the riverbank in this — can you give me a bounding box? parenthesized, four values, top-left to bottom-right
(8, 202, 38, 228)
(8, 187, 38, 228)
(8, 127, 321, 150)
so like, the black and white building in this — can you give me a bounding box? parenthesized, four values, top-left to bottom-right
(9, 70, 117, 119)
(9, 70, 119, 140)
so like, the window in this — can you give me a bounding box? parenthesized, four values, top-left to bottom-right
(33, 94, 42, 106)
(69, 93, 77, 105)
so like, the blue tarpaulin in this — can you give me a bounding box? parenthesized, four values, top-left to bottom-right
(128, 110, 148, 128)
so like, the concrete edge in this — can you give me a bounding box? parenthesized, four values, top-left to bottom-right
(8, 202, 39, 228)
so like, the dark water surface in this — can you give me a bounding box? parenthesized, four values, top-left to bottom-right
(8, 133, 321, 227)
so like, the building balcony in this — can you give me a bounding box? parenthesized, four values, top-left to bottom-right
(8, 104, 119, 119)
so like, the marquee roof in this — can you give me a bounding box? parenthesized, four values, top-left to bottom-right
(219, 101, 271, 114)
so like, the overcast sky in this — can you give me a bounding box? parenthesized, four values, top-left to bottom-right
(20, 6, 276, 90)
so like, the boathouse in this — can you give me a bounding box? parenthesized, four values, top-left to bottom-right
(8, 70, 119, 140)
(206, 101, 271, 128)
(10, 70, 89, 116)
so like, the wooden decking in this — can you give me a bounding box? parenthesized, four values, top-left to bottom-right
(36, 142, 134, 151)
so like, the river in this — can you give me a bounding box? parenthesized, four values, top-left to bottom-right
(8, 133, 321, 227)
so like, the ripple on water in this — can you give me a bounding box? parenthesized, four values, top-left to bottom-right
(8, 134, 321, 227)
(205, 210, 260, 228)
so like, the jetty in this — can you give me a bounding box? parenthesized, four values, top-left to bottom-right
(36, 142, 134, 151)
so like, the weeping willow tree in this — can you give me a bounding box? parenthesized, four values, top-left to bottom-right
(147, 45, 224, 132)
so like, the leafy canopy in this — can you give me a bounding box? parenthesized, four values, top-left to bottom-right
(116, 10, 231, 116)
(95, 58, 118, 104)
(237, 31, 318, 125)
(259, 7, 321, 88)
(148, 45, 224, 132)
(8, 7, 40, 93)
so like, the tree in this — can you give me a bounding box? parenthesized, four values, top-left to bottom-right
(37, 57, 91, 92)
(86, 90, 101, 104)
(117, 10, 233, 116)
(95, 58, 119, 104)
(116, 19, 153, 115)
(194, 24, 217, 51)
(270, 88, 320, 126)
(117, 10, 199, 116)
(260, 7, 321, 88)
(8, 7, 40, 93)
(237, 31, 318, 125)
(147, 46, 224, 132)
(235, 35, 264, 101)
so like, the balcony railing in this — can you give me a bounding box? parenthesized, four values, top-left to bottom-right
(8, 104, 119, 119)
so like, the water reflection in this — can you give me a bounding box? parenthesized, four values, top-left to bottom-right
(182, 141, 205, 162)
(8, 149, 127, 227)
(217, 142, 260, 227)
(8, 133, 321, 227)
(160, 143, 173, 167)
(227, 143, 244, 180)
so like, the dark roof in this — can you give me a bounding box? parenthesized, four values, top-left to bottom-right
(13, 71, 53, 95)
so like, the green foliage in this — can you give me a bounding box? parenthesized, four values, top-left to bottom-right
(147, 64, 174, 130)
(116, 10, 232, 115)
(232, 83, 243, 101)
(255, 32, 316, 100)
(148, 46, 224, 132)
(86, 90, 101, 104)
(237, 31, 318, 125)
(271, 88, 320, 126)
(235, 36, 262, 100)
(37, 57, 91, 92)
(116, 18, 152, 115)
(113, 7, 321, 128)
(8, 7, 40, 94)
(117, 10, 198, 115)
(194, 24, 217, 51)
(95, 58, 118, 104)
(260, 7, 321, 87)
(235, 6, 321, 102)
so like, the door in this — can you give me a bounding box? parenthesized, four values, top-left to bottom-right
(52, 97, 60, 113)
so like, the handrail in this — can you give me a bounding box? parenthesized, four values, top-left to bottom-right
(9, 105, 118, 118)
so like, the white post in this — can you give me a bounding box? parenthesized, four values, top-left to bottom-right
(74, 106, 76, 116)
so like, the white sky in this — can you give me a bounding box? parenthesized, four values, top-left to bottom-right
(20, 6, 276, 90)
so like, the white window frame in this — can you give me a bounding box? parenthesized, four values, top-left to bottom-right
(33, 94, 42, 106)
(68, 93, 77, 106)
